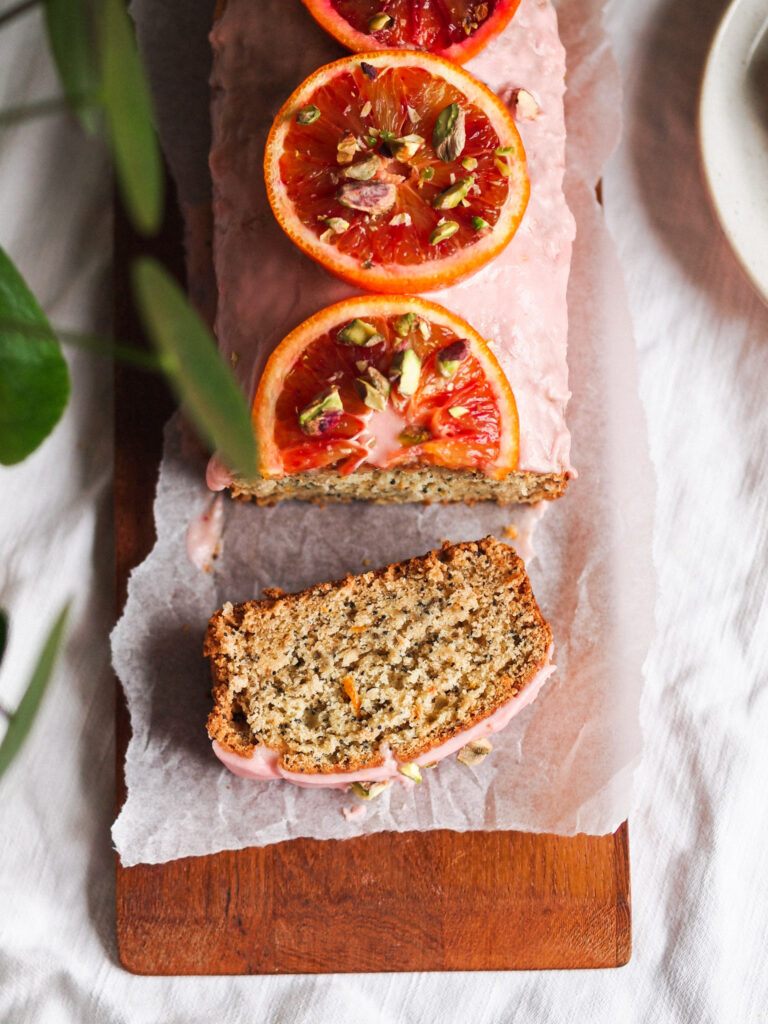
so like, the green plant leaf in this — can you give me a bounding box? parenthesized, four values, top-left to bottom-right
(0, 245, 70, 465)
(0, 609, 7, 668)
(0, 603, 70, 782)
(99, 0, 163, 235)
(132, 257, 257, 477)
(44, 0, 100, 133)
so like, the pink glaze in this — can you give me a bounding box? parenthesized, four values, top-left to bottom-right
(360, 406, 408, 470)
(208, 0, 574, 483)
(212, 647, 555, 789)
(185, 494, 224, 571)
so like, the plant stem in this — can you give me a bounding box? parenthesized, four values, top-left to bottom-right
(0, 95, 94, 128)
(0, 318, 164, 372)
(0, 0, 40, 29)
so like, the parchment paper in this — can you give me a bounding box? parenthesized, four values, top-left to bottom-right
(112, 0, 655, 865)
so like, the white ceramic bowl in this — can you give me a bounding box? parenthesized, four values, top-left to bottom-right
(699, 0, 768, 303)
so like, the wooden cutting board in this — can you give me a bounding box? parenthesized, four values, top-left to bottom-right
(113, 193, 631, 976)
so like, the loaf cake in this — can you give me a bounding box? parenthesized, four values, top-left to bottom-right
(207, 0, 575, 505)
(205, 537, 554, 785)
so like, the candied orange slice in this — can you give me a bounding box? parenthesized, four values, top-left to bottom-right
(253, 295, 519, 480)
(264, 51, 528, 293)
(301, 0, 521, 64)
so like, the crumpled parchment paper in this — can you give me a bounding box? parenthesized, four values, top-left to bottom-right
(111, 0, 655, 865)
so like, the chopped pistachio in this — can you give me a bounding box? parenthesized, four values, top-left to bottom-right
(494, 145, 515, 156)
(360, 100, 373, 118)
(365, 134, 378, 147)
(461, 156, 478, 171)
(510, 87, 540, 120)
(456, 738, 493, 767)
(433, 175, 475, 210)
(324, 216, 350, 234)
(319, 228, 334, 243)
(417, 317, 431, 340)
(351, 780, 390, 799)
(436, 338, 468, 378)
(390, 133, 425, 161)
(344, 155, 380, 180)
(296, 104, 320, 125)
(354, 366, 390, 411)
(448, 406, 469, 418)
(397, 762, 422, 783)
(393, 312, 416, 337)
(494, 156, 513, 177)
(406, 104, 419, 125)
(298, 387, 343, 435)
(472, 215, 490, 230)
(389, 211, 412, 227)
(337, 132, 359, 164)
(360, 61, 379, 81)
(337, 180, 396, 213)
(398, 425, 430, 446)
(429, 220, 459, 245)
(432, 102, 466, 162)
(420, 166, 435, 181)
(389, 348, 421, 396)
(338, 318, 384, 347)
(368, 11, 392, 30)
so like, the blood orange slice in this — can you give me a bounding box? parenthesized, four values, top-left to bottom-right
(264, 51, 528, 293)
(301, 0, 521, 64)
(253, 295, 519, 481)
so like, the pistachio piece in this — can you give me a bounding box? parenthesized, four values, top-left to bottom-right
(456, 738, 493, 767)
(351, 780, 390, 799)
(494, 157, 513, 177)
(360, 61, 379, 81)
(337, 132, 359, 165)
(296, 104, 320, 125)
(472, 215, 490, 231)
(337, 181, 396, 214)
(448, 406, 469, 418)
(365, 134, 378, 147)
(406, 104, 419, 125)
(433, 175, 475, 210)
(417, 317, 431, 340)
(510, 87, 540, 120)
(389, 348, 421, 396)
(344, 155, 380, 180)
(354, 366, 390, 411)
(368, 11, 392, 30)
(397, 762, 422, 783)
(436, 338, 468, 378)
(338, 318, 384, 347)
(398, 425, 430, 446)
(429, 220, 459, 245)
(390, 133, 425, 161)
(298, 387, 343, 435)
(432, 102, 466, 162)
(420, 166, 435, 181)
(323, 216, 350, 234)
(389, 212, 412, 227)
(393, 312, 416, 337)
(360, 100, 372, 118)
(461, 156, 478, 171)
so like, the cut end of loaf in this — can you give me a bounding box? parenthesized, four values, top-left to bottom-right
(228, 466, 568, 505)
(205, 537, 552, 774)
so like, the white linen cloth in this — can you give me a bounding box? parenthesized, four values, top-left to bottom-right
(0, 0, 766, 1020)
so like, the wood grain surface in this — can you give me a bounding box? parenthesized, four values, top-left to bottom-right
(113, 188, 631, 976)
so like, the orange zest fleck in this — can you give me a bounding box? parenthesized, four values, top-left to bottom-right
(342, 675, 362, 718)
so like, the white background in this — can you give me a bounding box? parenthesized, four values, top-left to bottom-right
(1, 0, 767, 1020)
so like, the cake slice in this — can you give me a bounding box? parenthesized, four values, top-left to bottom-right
(205, 537, 554, 785)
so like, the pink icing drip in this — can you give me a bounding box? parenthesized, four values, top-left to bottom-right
(212, 648, 555, 789)
(185, 494, 224, 571)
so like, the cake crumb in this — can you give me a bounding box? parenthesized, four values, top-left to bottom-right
(502, 524, 519, 540)
(343, 804, 367, 822)
(362, 557, 371, 567)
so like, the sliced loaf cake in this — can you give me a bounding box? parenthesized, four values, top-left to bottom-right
(205, 537, 552, 776)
